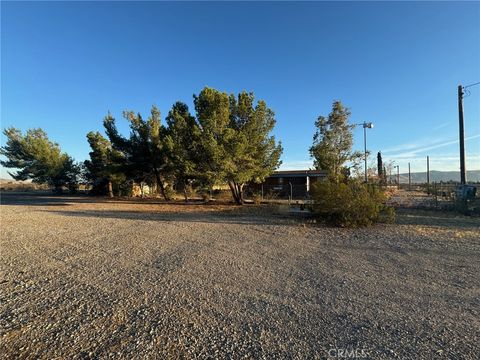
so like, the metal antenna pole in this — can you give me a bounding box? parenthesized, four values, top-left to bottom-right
(396, 165, 400, 189)
(364, 126, 368, 183)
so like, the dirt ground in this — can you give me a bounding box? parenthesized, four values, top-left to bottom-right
(0, 192, 479, 359)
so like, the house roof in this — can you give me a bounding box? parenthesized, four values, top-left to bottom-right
(268, 170, 328, 178)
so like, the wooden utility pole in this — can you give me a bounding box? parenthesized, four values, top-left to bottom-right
(458, 85, 467, 184)
(408, 162, 411, 191)
(427, 156, 430, 194)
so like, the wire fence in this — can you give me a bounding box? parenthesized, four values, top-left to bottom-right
(396, 182, 478, 197)
(394, 181, 480, 213)
(243, 184, 311, 202)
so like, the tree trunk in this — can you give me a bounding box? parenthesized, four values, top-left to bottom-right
(153, 168, 169, 201)
(228, 181, 244, 205)
(107, 180, 114, 198)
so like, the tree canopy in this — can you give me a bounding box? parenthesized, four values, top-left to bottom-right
(309, 101, 361, 181)
(0, 128, 79, 191)
(102, 106, 171, 200)
(84, 130, 126, 197)
(84, 87, 282, 204)
(165, 102, 201, 200)
(194, 87, 283, 204)
(3, 87, 283, 202)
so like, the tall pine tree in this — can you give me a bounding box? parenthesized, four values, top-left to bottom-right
(1, 128, 79, 192)
(194, 87, 283, 204)
(103, 106, 171, 200)
(84, 130, 126, 197)
(165, 102, 201, 201)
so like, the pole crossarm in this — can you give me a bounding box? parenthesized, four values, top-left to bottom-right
(355, 122, 374, 128)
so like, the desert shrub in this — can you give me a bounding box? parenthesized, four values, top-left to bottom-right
(163, 185, 176, 201)
(196, 188, 211, 202)
(252, 193, 262, 205)
(379, 205, 396, 224)
(310, 180, 395, 227)
(212, 189, 234, 201)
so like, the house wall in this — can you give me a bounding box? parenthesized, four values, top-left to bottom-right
(247, 175, 325, 198)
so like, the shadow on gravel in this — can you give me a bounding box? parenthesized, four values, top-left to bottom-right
(45, 208, 480, 230)
(0, 192, 214, 207)
(396, 209, 480, 230)
(0, 192, 78, 206)
(0, 192, 112, 206)
(42, 209, 292, 226)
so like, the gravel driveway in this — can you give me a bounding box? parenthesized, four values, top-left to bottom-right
(1, 193, 479, 359)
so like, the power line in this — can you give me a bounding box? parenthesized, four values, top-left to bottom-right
(463, 81, 480, 89)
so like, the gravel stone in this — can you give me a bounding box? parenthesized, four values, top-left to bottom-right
(0, 192, 479, 359)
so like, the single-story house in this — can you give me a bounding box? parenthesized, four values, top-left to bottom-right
(246, 169, 328, 198)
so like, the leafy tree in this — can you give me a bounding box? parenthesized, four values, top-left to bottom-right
(0, 128, 79, 192)
(309, 101, 362, 182)
(193, 87, 232, 189)
(227, 91, 283, 204)
(103, 107, 171, 200)
(84, 130, 126, 197)
(165, 102, 201, 201)
(194, 87, 283, 204)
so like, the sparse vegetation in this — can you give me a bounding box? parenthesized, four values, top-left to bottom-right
(310, 180, 394, 227)
(308, 101, 394, 227)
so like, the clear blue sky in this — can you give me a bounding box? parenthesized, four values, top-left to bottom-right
(1, 1, 479, 177)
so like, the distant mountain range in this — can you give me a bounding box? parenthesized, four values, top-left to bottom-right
(391, 170, 480, 183)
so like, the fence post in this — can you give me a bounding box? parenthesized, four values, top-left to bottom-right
(261, 184, 264, 200)
(289, 182, 292, 205)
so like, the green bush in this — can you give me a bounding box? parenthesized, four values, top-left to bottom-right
(310, 180, 395, 227)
